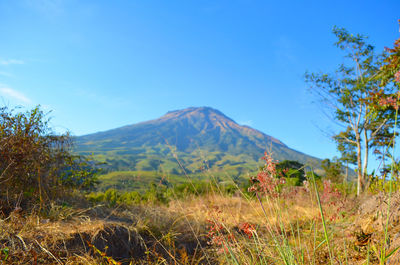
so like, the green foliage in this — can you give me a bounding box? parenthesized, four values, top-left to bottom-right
(88, 180, 239, 206)
(333, 127, 357, 167)
(0, 247, 9, 262)
(367, 175, 400, 194)
(0, 106, 98, 207)
(334, 181, 357, 196)
(60, 155, 99, 191)
(381, 153, 400, 181)
(305, 170, 322, 180)
(276, 160, 306, 186)
(377, 22, 400, 88)
(305, 26, 398, 195)
(94, 169, 250, 194)
(321, 158, 343, 183)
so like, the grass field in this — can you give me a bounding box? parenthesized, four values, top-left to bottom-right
(3, 170, 400, 264)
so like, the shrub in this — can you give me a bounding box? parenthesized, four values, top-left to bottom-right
(276, 160, 306, 185)
(248, 152, 286, 197)
(0, 106, 97, 210)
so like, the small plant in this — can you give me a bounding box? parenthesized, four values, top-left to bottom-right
(0, 106, 98, 210)
(0, 246, 9, 261)
(248, 152, 286, 197)
(87, 241, 122, 265)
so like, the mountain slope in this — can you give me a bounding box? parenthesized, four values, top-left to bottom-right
(75, 107, 321, 179)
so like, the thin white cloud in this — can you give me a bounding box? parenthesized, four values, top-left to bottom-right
(0, 59, 25, 65)
(0, 71, 14, 77)
(0, 87, 32, 104)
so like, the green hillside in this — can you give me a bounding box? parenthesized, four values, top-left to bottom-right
(75, 107, 322, 190)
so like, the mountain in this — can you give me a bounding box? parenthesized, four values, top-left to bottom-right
(75, 107, 321, 189)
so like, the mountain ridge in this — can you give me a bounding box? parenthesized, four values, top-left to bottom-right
(75, 107, 321, 178)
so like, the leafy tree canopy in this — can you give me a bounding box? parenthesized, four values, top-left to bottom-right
(305, 26, 398, 195)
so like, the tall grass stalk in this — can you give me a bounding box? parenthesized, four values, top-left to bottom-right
(379, 95, 400, 264)
(309, 169, 334, 265)
(343, 241, 348, 265)
(254, 192, 300, 265)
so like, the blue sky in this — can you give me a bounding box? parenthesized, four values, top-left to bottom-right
(0, 0, 399, 162)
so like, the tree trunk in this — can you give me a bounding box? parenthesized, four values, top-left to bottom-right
(356, 135, 363, 196)
(362, 130, 369, 191)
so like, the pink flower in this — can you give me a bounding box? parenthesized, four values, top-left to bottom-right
(395, 70, 400, 83)
(248, 152, 285, 197)
(238, 222, 256, 238)
(379, 96, 398, 110)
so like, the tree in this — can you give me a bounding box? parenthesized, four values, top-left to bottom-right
(321, 158, 343, 183)
(276, 160, 306, 186)
(305, 27, 398, 195)
(0, 106, 98, 210)
(333, 127, 357, 181)
(377, 20, 400, 88)
(367, 21, 400, 179)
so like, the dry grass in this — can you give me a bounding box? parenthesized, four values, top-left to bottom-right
(168, 192, 319, 229)
(2, 188, 400, 264)
(167, 188, 400, 264)
(0, 202, 205, 264)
